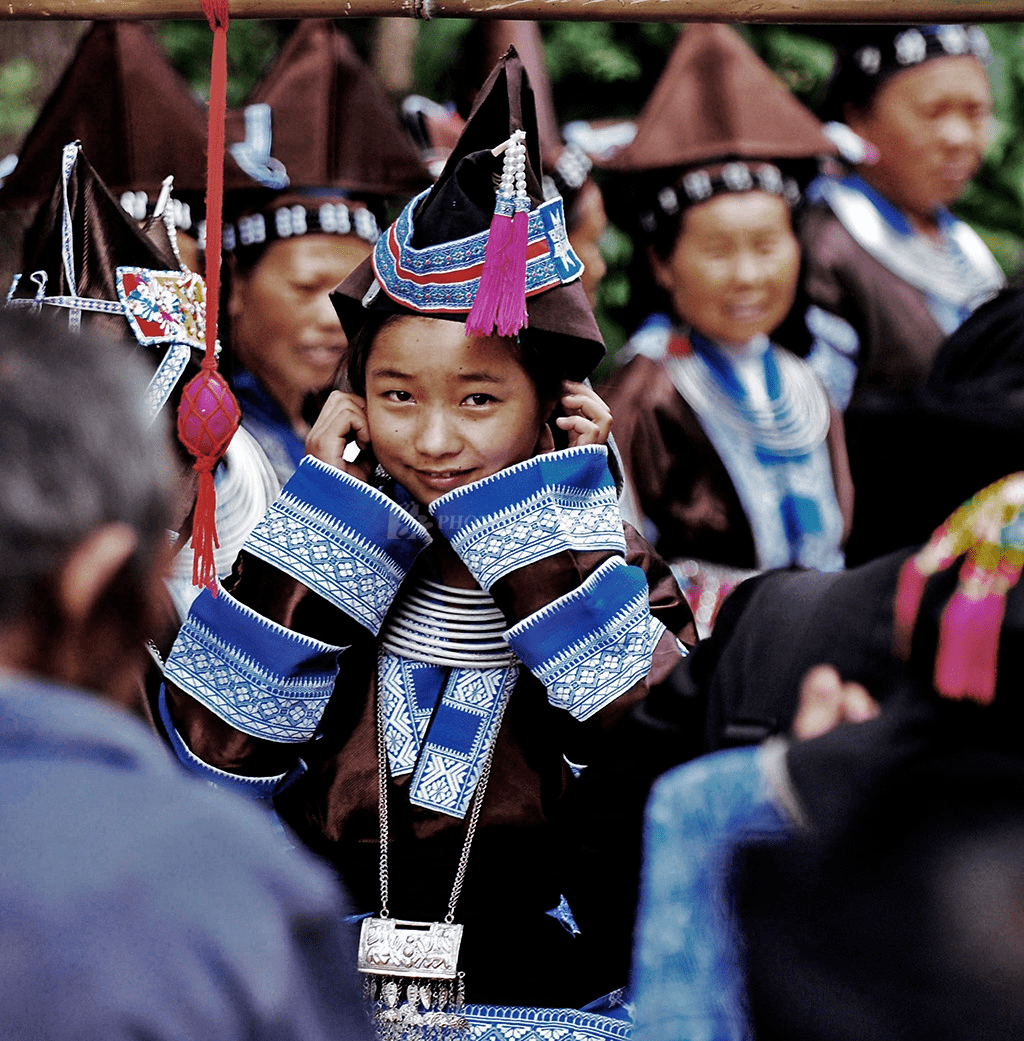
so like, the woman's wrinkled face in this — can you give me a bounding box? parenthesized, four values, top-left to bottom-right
(847, 55, 992, 222)
(652, 190, 800, 347)
(228, 233, 371, 409)
(364, 316, 548, 507)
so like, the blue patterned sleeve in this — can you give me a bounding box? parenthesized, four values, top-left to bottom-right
(430, 446, 668, 720)
(163, 457, 431, 749)
(631, 745, 794, 1041)
(428, 445, 626, 591)
(506, 557, 668, 720)
(244, 456, 431, 634)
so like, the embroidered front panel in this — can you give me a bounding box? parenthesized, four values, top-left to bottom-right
(507, 557, 665, 721)
(407, 664, 519, 819)
(379, 655, 447, 777)
(164, 586, 344, 742)
(372, 191, 583, 314)
(429, 446, 626, 591)
(244, 457, 431, 634)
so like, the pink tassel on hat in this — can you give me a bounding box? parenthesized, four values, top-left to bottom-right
(467, 129, 531, 338)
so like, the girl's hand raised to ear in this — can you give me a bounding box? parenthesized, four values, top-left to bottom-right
(305, 390, 376, 483)
(555, 380, 613, 448)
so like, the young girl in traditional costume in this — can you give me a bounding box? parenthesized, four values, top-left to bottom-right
(158, 48, 693, 1033)
(600, 24, 854, 632)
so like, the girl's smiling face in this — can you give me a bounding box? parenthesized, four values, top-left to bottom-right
(364, 315, 550, 506)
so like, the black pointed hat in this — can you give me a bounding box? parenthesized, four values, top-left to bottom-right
(7, 142, 210, 422)
(460, 21, 595, 219)
(331, 46, 604, 381)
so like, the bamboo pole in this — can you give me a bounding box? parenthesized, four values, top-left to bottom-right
(1, 0, 1022, 21)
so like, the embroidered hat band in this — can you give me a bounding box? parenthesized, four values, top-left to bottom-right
(370, 187, 583, 317)
(640, 161, 800, 236)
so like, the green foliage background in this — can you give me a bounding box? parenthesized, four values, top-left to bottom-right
(151, 19, 1024, 365)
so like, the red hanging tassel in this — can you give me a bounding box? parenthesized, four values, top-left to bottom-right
(466, 130, 530, 338)
(178, 361, 241, 591)
(176, 0, 239, 592)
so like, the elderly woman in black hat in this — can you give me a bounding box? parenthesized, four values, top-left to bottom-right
(801, 23, 1004, 412)
(599, 23, 852, 634)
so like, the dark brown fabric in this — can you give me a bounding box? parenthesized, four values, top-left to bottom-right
(164, 522, 693, 1003)
(602, 23, 835, 173)
(227, 20, 430, 197)
(800, 201, 946, 402)
(600, 353, 853, 566)
(602, 353, 757, 565)
(0, 22, 252, 209)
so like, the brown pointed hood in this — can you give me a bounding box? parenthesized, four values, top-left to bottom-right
(226, 19, 431, 197)
(603, 23, 835, 172)
(0, 21, 253, 210)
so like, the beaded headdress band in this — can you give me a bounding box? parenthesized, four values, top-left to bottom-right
(221, 199, 380, 253)
(853, 24, 991, 80)
(640, 160, 800, 235)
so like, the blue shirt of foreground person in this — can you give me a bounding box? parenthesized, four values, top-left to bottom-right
(0, 310, 370, 1041)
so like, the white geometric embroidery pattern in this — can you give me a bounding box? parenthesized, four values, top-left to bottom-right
(409, 665, 519, 819)
(435, 482, 625, 592)
(164, 620, 344, 742)
(245, 492, 426, 634)
(379, 654, 442, 776)
(509, 592, 666, 722)
(448, 492, 625, 592)
(461, 1003, 632, 1040)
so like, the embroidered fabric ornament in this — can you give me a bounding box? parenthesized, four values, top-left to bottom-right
(178, 0, 242, 593)
(466, 129, 531, 338)
(892, 472, 1024, 704)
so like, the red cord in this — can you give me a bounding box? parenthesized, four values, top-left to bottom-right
(201, 0, 229, 364)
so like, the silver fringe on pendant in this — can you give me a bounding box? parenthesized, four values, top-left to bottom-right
(364, 972, 468, 1041)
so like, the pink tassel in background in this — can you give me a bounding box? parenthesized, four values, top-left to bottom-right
(933, 556, 1003, 705)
